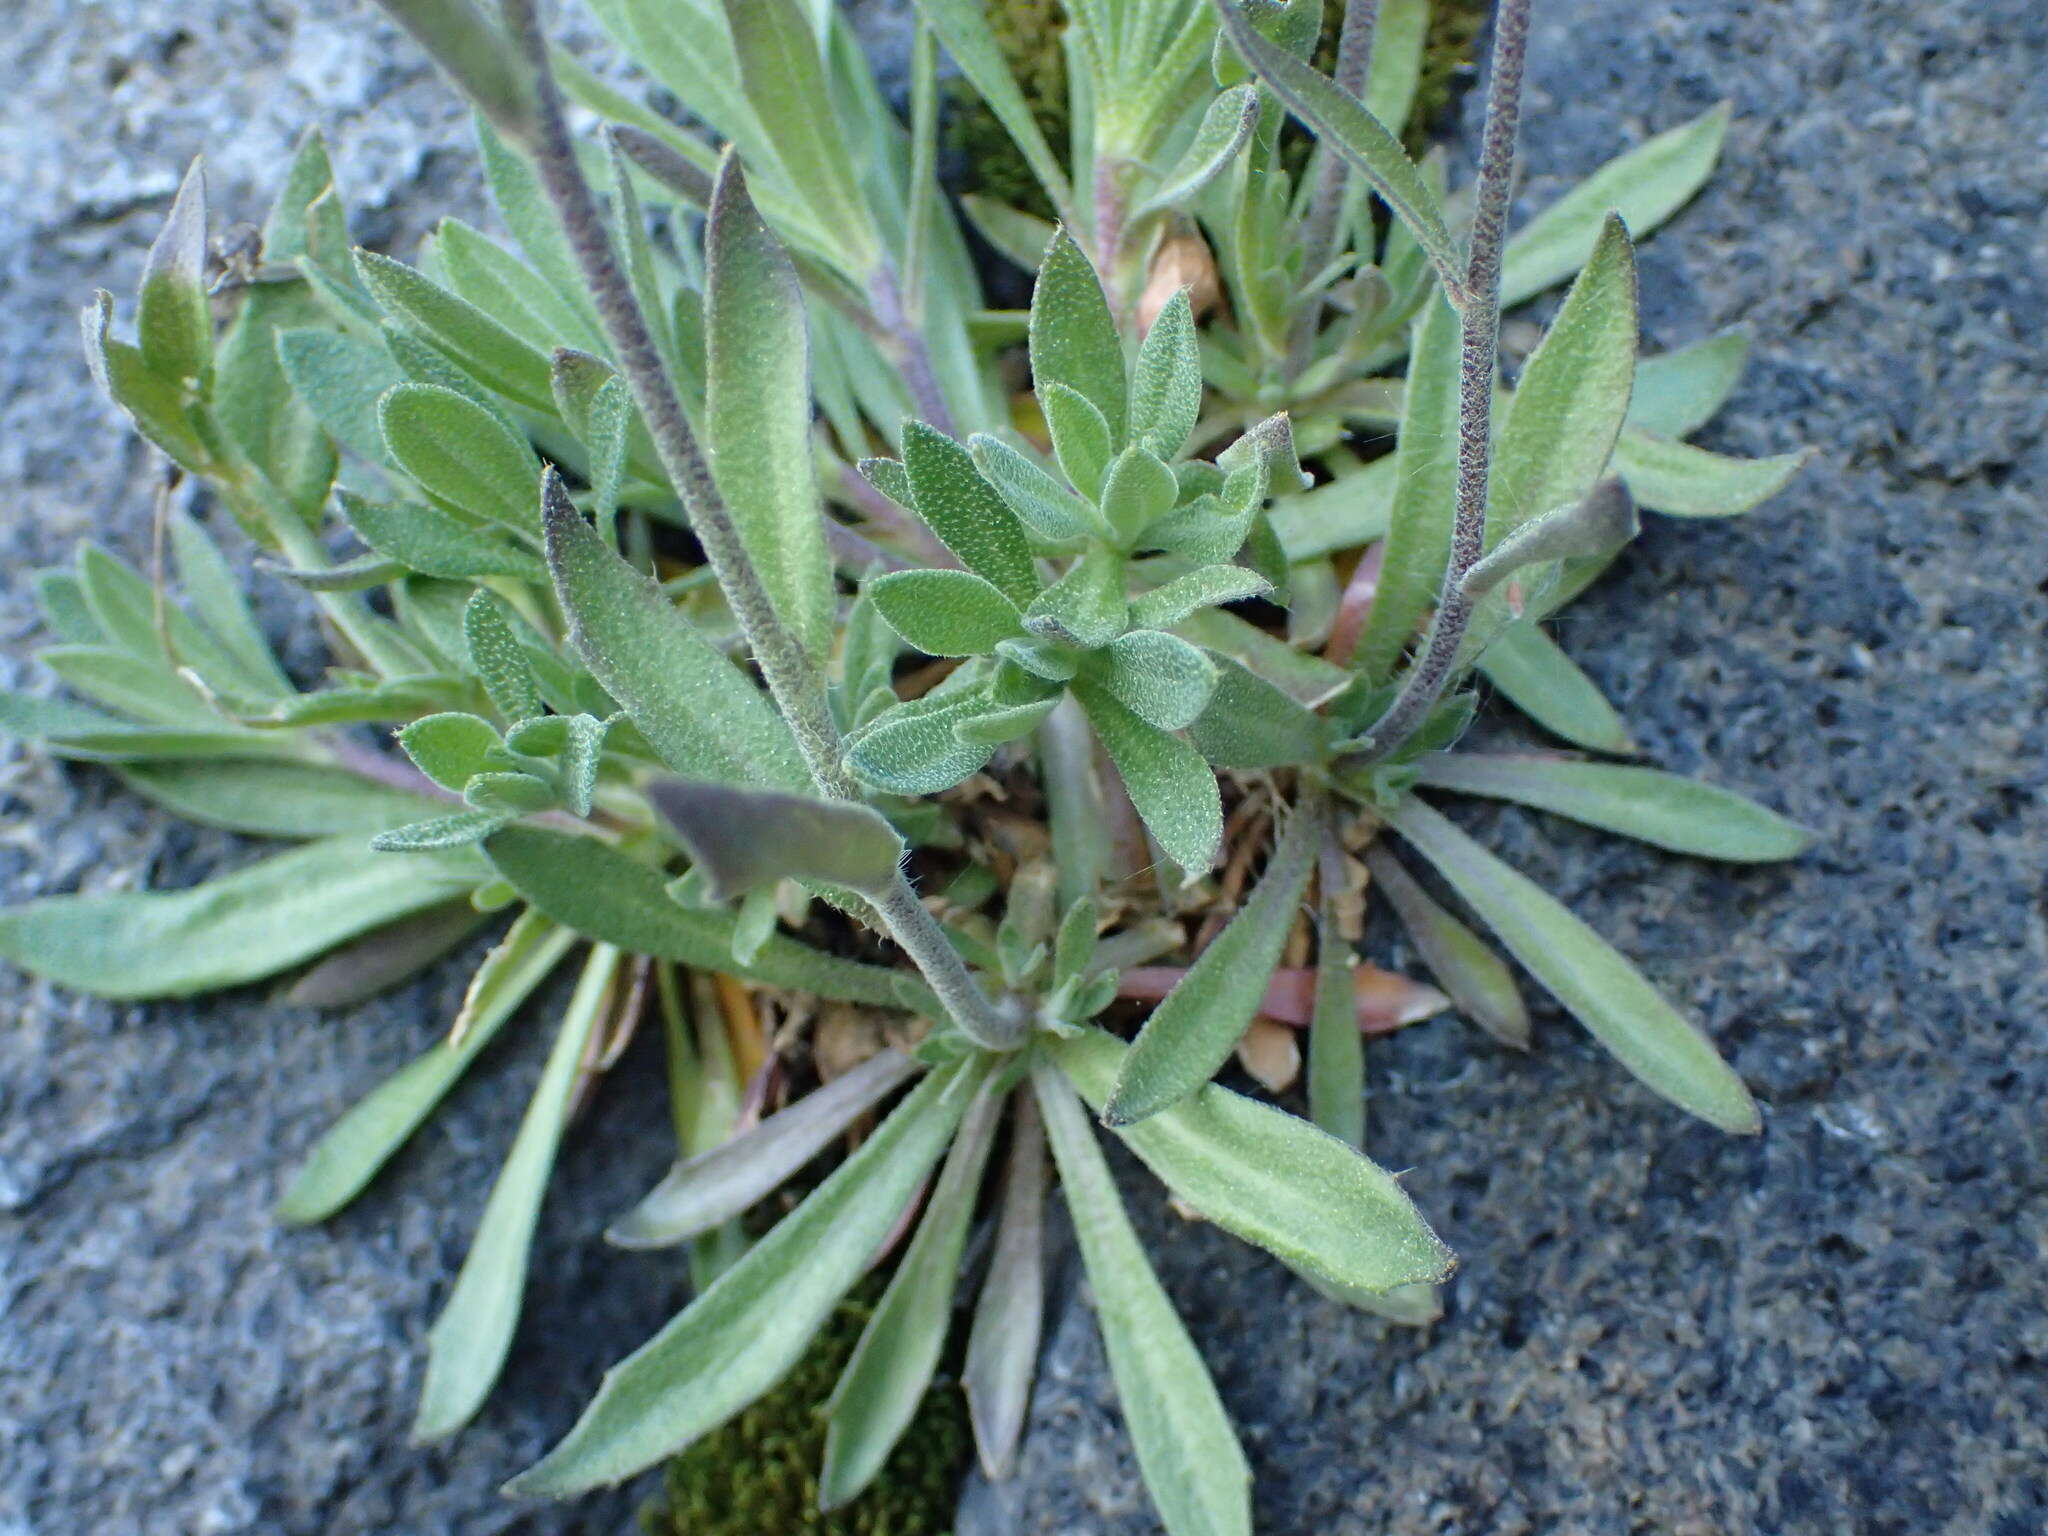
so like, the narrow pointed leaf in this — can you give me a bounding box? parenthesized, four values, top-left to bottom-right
(909, 0, 1072, 212)
(354, 249, 554, 410)
(1103, 801, 1317, 1123)
(1308, 920, 1366, 1149)
(1489, 215, 1638, 545)
(1364, 845, 1528, 1048)
(820, 1082, 1005, 1507)
(1034, 1064, 1250, 1536)
(116, 759, 445, 837)
(1040, 380, 1115, 504)
(1213, 0, 1462, 301)
(483, 826, 924, 1010)
(1627, 328, 1750, 439)
(506, 1058, 984, 1496)
(1463, 480, 1639, 599)
(1353, 293, 1460, 682)
(416, 944, 619, 1439)
(1185, 654, 1328, 770)
(1500, 103, 1729, 310)
(278, 912, 576, 1222)
(168, 513, 294, 695)
(900, 421, 1041, 607)
(968, 434, 1098, 544)
(1476, 621, 1634, 755)
(542, 472, 806, 788)
(0, 837, 477, 1000)
(965, 1089, 1046, 1479)
(608, 1049, 920, 1249)
(1131, 86, 1261, 221)
(1612, 429, 1812, 517)
(1384, 798, 1759, 1132)
(284, 901, 489, 1009)
(706, 154, 838, 663)
(1129, 566, 1271, 630)
(1030, 229, 1127, 442)
(1130, 289, 1202, 459)
(137, 160, 212, 382)
(1413, 755, 1814, 862)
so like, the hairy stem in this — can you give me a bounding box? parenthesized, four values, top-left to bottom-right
(1351, 0, 1530, 762)
(1286, 0, 1379, 381)
(493, 0, 1022, 1051)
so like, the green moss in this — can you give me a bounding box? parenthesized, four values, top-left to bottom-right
(640, 1287, 973, 1535)
(948, 0, 1069, 219)
(1405, 0, 1490, 151)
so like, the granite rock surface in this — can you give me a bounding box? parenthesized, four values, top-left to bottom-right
(3, 1, 2045, 1534)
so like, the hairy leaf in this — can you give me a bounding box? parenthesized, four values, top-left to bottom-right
(866, 569, 1022, 657)
(117, 759, 445, 837)
(1628, 328, 1750, 439)
(900, 422, 1041, 606)
(1132, 86, 1261, 222)
(506, 1058, 985, 1495)
(1097, 629, 1218, 732)
(1364, 845, 1528, 1048)
(1104, 800, 1317, 1124)
(965, 1089, 1045, 1479)
(1385, 798, 1759, 1133)
(1077, 683, 1222, 882)
(1612, 429, 1812, 517)
(1128, 566, 1271, 630)
(1130, 290, 1203, 459)
(646, 777, 903, 899)
(379, 382, 542, 532)
(1185, 655, 1328, 770)
(1477, 622, 1634, 755)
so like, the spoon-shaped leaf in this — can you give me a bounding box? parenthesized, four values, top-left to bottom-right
(1060, 1030, 1452, 1293)
(1384, 798, 1760, 1133)
(506, 1057, 985, 1496)
(1612, 429, 1813, 517)
(646, 777, 905, 901)
(1475, 621, 1635, 756)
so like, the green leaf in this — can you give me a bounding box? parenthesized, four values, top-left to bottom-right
(278, 911, 576, 1223)
(1128, 566, 1271, 630)
(1627, 328, 1750, 439)
(865, 569, 1023, 657)
(370, 0, 538, 145)
(1103, 800, 1317, 1124)
(354, 248, 553, 411)
(1030, 228, 1127, 443)
(276, 327, 407, 467)
(167, 514, 294, 696)
(339, 491, 546, 583)
(117, 759, 446, 837)
(909, 0, 1072, 214)
(398, 711, 502, 791)
(820, 1082, 1005, 1507)
(542, 472, 806, 788)
(1477, 622, 1634, 755)
(1129, 289, 1202, 459)
(1184, 654, 1327, 770)
(954, 693, 1061, 747)
(483, 826, 922, 1009)
(437, 216, 602, 354)
(1413, 754, 1814, 862)
(1130, 85, 1261, 222)
(1025, 543, 1127, 649)
(34, 570, 103, 645)
(1061, 1029, 1452, 1290)
(0, 837, 477, 999)
(75, 543, 266, 696)
(371, 809, 512, 851)
(964, 1089, 1045, 1479)
(717, 0, 877, 265)
(1500, 103, 1729, 310)
(462, 590, 545, 723)
(506, 1057, 985, 1496)
(901, 422, 1042, 607)
(1612, 429, 1812, 518)
(1076, 683, 1221, 882)
(1384, 797, 1760, 1133)
(960, 193, 1061, 272)
(968, 434, 1099, 545)
(1098, 445, 1180, 548)
(1033, 1063, 1250, 1536)
(1097, 630, 1218, 732)
(283, 900, 487, 1007)
(1352, 293, 1459, 682)
(1173, 606, 1351, 705)
(1490, 215, 1638, 546)
(37, 645, 205, 726)
(1363, 845, 1527, 1048)
(80, 292, 210, 473)
(475, 117, 602, 330)
(705, 153, 839, 663)
(646, 777, 904, 900)
(843, 688, 997, 796)
(1041, 381, 1115, 505)
(1212, 0, 1462, 301)
(607, 1049, 921, 1249)
(1463, 480, 1639, 601)
(137, 159, 212, 384)
(416, 943, 620, 1439)
(379, 381, 542, 534)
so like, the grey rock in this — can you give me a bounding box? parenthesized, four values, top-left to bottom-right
(4, 1, 2045, 1535)
(965, 1, 2048, 1533)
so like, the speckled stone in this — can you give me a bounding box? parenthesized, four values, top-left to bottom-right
(4, 1, 2045, 1534)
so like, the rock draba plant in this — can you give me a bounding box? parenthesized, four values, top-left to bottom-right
(0, 0, 1816, 1531)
